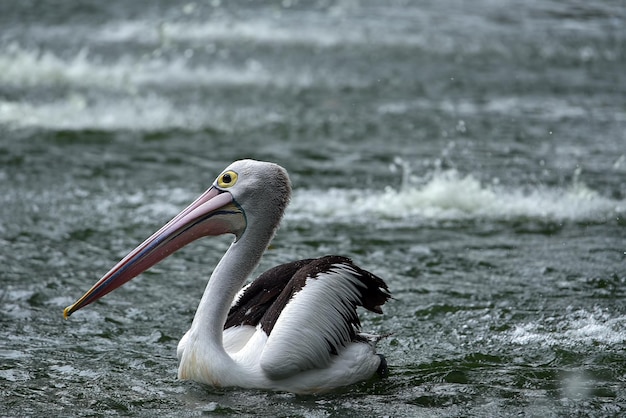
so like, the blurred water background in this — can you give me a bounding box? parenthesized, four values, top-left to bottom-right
(1, 0, 625, 416)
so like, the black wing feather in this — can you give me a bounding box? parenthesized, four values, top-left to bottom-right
(225, 255, 391, 346)
(224, 259, 314, 329)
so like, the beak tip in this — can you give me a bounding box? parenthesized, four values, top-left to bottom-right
(63, 306, 73, 319)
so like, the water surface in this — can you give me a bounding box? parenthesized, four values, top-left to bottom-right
(1, 1, 625, 416)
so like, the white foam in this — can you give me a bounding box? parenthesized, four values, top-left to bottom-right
(0, 95, 178, 130)
(0, 369, 30, 382)
(0, 43, 348, 130)
(0, 43, 354, 93)
(94, 17, 426, 49)
(288, 169, 624, 224)
(0, 43, 276, 90)
(379, 96, 621, 122)
(509, 308, 626, 348)
(0, 349, 26, 360)
(0, 94, 284, 131)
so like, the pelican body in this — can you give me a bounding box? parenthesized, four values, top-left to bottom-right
(64, 159, 391, 394)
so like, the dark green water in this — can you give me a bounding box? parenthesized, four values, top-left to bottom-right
(1, 1, 625, 416)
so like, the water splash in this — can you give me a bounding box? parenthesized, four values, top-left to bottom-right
(509, 307, 626, 348)
(0, 94, 230, 131)
(288, 163, 624, 224)
(0, 43, 352, 93)
(93, 17, 428, 49)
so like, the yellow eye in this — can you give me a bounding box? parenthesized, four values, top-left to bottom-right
(217, 170, 238, 188)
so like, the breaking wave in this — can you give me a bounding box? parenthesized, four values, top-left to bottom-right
(288, 169, 624, 224)
(508, 307, 625, 348)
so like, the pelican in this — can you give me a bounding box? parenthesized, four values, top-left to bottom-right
(64, 159, 391, 394)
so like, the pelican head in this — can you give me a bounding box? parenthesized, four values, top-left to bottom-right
(64, 159, 291, 318)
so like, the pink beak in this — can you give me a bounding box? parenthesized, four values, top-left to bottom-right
(64, 186, 246, 318)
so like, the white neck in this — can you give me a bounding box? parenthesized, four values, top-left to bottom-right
(188, 221, 275, 354)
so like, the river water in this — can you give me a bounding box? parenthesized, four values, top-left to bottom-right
(1, 1, 625, 416)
